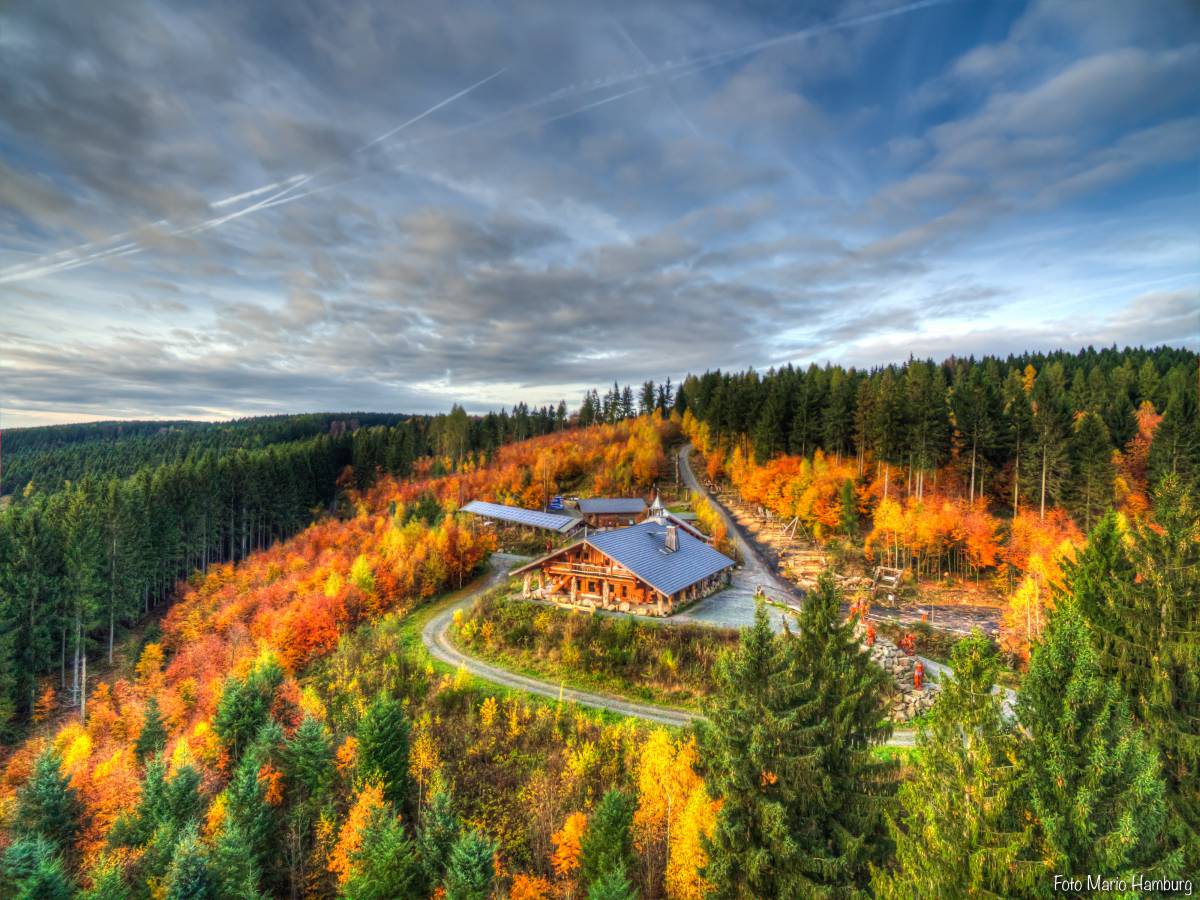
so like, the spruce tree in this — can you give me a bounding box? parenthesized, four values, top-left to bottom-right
(443, 828, 496, 900)
(211, 818, 262, 900)
(587, 867, 638, 900)
(1072, 481, 1200, 859)
(14, 750, 81, 851)
(343, 808, 423, 900)
(163, 825, 214, 900)
(1018, 602, 1179, 880)
(2, 836, 74, 900)
(579, 788, 635, 889)
(874, 634, 1035, 898)
(78, 854, 128, 900)
(417, 791, 460, 889)
(702, 577, 893, 898)
(358, 694, 411, 809)
(135, 696, 168, 760)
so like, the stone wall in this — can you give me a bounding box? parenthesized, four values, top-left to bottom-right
(863, 627, 940, 723)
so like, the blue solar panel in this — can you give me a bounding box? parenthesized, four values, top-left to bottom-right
(586, 519, 734, 597)
(461, 500, 581, 533)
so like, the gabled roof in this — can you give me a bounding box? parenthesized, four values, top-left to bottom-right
(461, 500, 581, 533)
(516, 518, 734, 597)
(577, 497, 646, 515)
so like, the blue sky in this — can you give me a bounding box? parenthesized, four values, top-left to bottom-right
(1, 0, 1197, 428)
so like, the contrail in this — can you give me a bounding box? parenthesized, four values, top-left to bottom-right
(2, 0, 954, 285)
(0, 71, 507, 285)
(357, 68, 506, 152)
(611, 17, 702, 140)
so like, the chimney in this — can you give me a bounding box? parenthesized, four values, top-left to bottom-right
(665, 525, 678, 552)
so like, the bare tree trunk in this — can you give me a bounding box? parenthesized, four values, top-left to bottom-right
(1039, 445, 1048, 521)
(969, 440, 977, 505)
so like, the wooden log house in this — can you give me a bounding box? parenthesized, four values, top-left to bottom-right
(576, 497, 646, 528)
(513, 517, 735, 616)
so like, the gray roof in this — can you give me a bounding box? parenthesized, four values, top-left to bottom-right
(586, 519, 734, 596)
(577, 497, 646, 515)
(461, 500, 581, 533)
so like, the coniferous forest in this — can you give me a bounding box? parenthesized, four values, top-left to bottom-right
(0, 347, 1194, 899)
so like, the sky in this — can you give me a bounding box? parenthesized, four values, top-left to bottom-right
(1, 0, 1198, 428)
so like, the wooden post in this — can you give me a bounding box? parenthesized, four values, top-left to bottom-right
(602, 580, 610, 606)
(523, 573, 532, 597)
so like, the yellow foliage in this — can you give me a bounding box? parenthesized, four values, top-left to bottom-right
(665, 783, 720, 900)
(634, 730, 703, 853)
(205, 793, 228, 839)
(479, 696, 498, 731)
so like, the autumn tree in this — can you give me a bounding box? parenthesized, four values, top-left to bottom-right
(1017, 602, 1179, 880)
(875, 634, 1034, 898)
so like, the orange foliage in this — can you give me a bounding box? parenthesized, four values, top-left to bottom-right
(550, 810, 587, 879)
(509, 873, 553, 900)
(1114, 401, 1162, 520)
(865, 495, 1001, 579)
(329, 781, 386, 886)
(999, 509, 1085, 662)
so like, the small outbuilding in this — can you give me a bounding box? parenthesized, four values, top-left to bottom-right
(576, 497, 647, 528)
(461, 500, 582, 534)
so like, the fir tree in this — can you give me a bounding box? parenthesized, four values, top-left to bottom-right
(1072, 481, 1200, 859)
(417, 790, 460, 890)
(163, 825, 214, 900)
(78, 853, 128, 900)
(702, 577, 893, 898)
(135, 696, 168, 760)
(587, 867, 639, 900)
(443, 828, 496, 900)
(14, 750, 81, 851)
(343, 808, 423, 900)
(211, 818, 262, 900)
(1018, 602, 1179, 880)
(579, 788, 635, 889)
(2, 836, 74, 900)
(358, 693, 411, 809)
(874, 634, 1035, 898)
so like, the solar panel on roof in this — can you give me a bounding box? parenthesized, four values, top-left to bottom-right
(461, 500, 581, 532)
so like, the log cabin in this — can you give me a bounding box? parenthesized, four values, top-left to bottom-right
(576, 497, 646, 528)
(513, 516, 735, 616)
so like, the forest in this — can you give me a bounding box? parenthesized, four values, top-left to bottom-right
(0, 403, 568, 732)
(0, 346, 1194, 898)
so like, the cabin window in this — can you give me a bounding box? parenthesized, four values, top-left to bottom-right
(588, 580, 596, 593)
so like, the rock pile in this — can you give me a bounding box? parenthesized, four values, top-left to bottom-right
(862, 627, 941, 723)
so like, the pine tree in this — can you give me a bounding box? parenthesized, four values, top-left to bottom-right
(580, 788, 635, 889)
(702, 578, 893, 898)
(358, 693, 410, 809)
(211, 818, 262, 900)
(135, 696, 168, 760)
(1072, 480, 1200, 859)
(443, 828, 496, 900)
(14, 750, 81, 852)
(1148, 366, 1200, 490)
(1018, 602, 1179, 880)
(874, 634, 1035, 898)
(587, 867, 638, 900)
(78, 853, 128, 900)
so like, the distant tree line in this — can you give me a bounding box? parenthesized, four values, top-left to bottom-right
(675, 346, 1199, 521)
(578, 379, 675, 426)
(0, 406, 567, 736)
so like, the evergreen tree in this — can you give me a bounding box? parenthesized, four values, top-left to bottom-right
(163, 825, 215, 900)
(1018, 602, 1179, 880)
(223, 743, 278, 888)
(702, 578, 893, 898)
(78, 854, 128, 900)
(443, 829, 496, 900)
(587, 867, 638, 900)
(1148, 366, 1200, 490)
(1068, 411, 1113, 532)
(579, 788, 635, 889)
(875, 634, 1035, 898)
(211, 818, 262, 900)
(838, 479, 858, 538)
(1, 836, 74, 900)
(342, 808, 423, 900)
(358, 693, 410, 809)
(417, 790, 460, 889)
(1072, 481, 1200, 859)
(213, 657, 283, 765)
(135, 696, 168, 760)
(14, 750, 81, 851)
